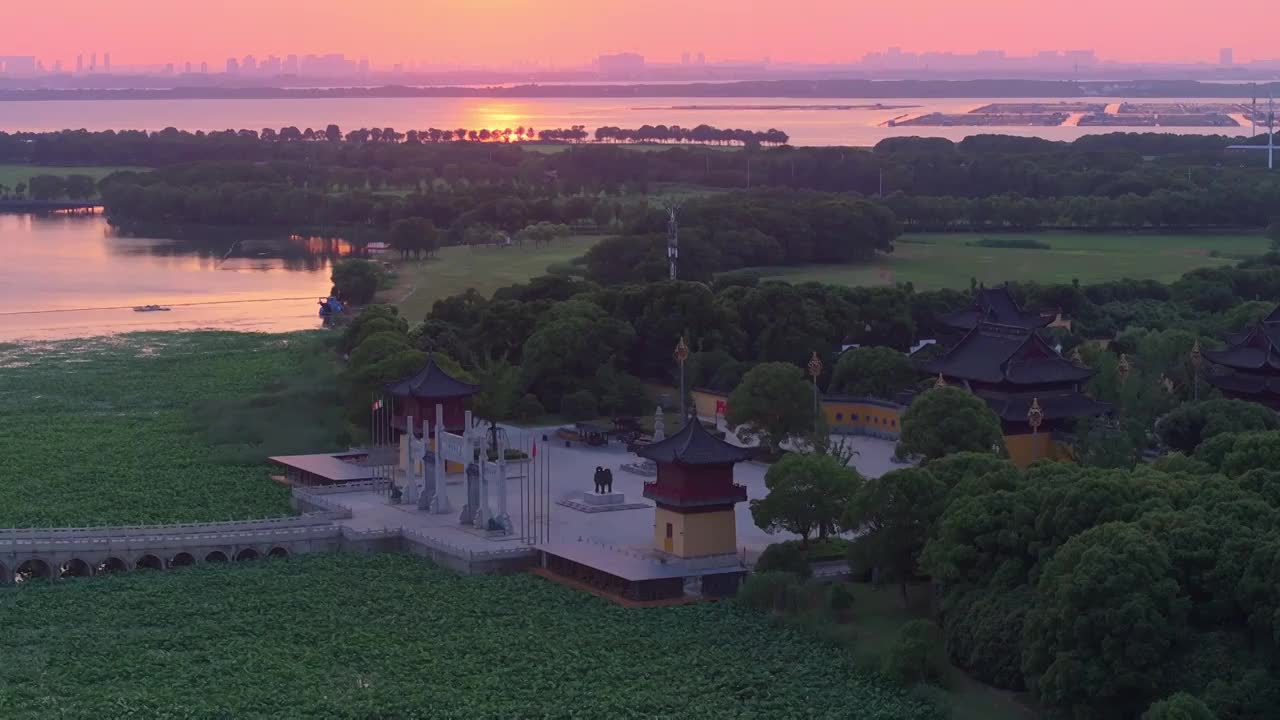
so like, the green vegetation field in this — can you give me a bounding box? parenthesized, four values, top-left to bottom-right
(389, 235, 602, 320)
(0, 554, 939, 719)
(0, 332, 347, 527)
(756, 232, 1269, 290)
(0, 163, 140, 189)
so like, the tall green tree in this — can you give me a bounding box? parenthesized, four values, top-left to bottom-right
(1023, 522, 1189, 719)
(845, 467, 947, 605)
(829, 346, 915, 399)
(330, 259, 383, 305)
(727, 362, 815, 453)
(750, 453, 861, 544)
(899, 387, 1004, 461)
(389, 216, 439, 259)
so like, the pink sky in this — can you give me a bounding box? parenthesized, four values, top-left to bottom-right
(2, 0, 1274, 67)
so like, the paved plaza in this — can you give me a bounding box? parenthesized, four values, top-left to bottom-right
(327, 423, 901, 561)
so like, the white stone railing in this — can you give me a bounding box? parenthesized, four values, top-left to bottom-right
(296, 480, 391, 496)
(3, 524, 342, 555)
(0, 513, 340, 541)
(401, 528, 534, 561)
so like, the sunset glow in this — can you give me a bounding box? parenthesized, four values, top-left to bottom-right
(2, 0, 1276, 67)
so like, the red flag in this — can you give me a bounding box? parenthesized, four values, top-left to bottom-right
(532, 441, 537, 458)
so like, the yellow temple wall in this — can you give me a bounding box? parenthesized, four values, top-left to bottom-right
(693, 388, 904, 439)
(654, 507, 738, 558)
(822, 400, 903, 438)
(1003, 433, 1073, 468)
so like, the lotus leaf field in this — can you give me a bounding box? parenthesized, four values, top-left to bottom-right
(0, 332, 324, 527)
(0, 554, 941, 719)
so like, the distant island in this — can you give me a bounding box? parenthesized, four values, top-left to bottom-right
(0, 79, 1277, 102)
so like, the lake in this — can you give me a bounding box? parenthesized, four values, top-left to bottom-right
(0, 96, 1266, 147)
(0, 213, 338, 340)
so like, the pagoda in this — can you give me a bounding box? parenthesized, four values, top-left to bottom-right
(1204, 306, 1280, 409)
(637, 419, 754, 564)
(917, 322, 1109, 436)
(384, 356, 481, 437)
(535, 420, 754, 603)
(940, 284, 1053, 334)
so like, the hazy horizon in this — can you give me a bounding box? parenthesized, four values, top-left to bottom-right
(2, 0, 1276, 69)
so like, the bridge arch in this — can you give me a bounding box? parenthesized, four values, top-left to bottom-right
(16, 559, 52, 582)
(205, 551, 228, 564)
(98, 557, 127, 574)
(268, 547, 289, 559)
(169, 553, 195, 569)
(60, 559, 92, 579)
(135, 554, 163, 571)
(235, 548, 260, 562)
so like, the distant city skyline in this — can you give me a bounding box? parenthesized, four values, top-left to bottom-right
(0, 44, 1273, 78)
(0, 0, 1276, 71)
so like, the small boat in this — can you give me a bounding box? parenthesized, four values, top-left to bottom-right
(318, 297, 345, 317)
(133, 305, 171, 312)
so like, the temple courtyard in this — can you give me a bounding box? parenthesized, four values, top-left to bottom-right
(325, 423, 901, 562)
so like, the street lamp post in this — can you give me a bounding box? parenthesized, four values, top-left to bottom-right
(807, 351, 823, 433)
(1190, 339, 1203, 402)
(674, 337, 690, 427)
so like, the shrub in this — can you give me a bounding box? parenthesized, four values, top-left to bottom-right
(882, 620, 948, 686)
(737, 571, 803, 613)
(1141, 693, 1216, 720)
(513, 393, 545, 421)
(941, 586, 1031, 690)
(829, 584, 855, 614)
(755, 542, 813, 579)
(560, 390, 599, 421)
(967, 238, 1051, 250)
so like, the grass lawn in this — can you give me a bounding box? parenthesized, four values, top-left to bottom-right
(0, 554, 941, 719)
(0, 163, 141, 190)
(0, 332, 348, 527)
(834, 583, 1038, 720)
(756, 231, 1269, 290)
(386, 235, 603, 320)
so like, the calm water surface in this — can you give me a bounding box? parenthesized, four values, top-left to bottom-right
(0, 96, 1263, 146)
(0, 214, 338, 340)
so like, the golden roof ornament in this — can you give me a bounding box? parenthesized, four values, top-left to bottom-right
(807, 351, 823, 379)
(933, 373, 947, 389)
(1190, 339, 1203, 369)
(673, 336, 689, 365)
(1027, 397, 1044, 433)
(1117, 353, 1132, 382)
(1070, 347, 1083, 364)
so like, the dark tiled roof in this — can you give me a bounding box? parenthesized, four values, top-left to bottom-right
(941, 285, 1052, 331)
(918, 322, 1094, 385)
(1205, 316, 1280, 371)
(980, 390, 1111, 422)
(1206, 371, 1280, 396)
(636, 419, 756, 465)
(384, 357, 481, 399)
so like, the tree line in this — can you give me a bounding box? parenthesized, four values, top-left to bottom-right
(4, 130, 1277, 204)
(593, 125, 789, 146)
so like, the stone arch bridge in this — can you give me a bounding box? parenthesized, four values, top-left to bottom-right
(0, 514, 352, 585)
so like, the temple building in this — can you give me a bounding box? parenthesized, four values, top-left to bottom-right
(385, 356, 481, 437)
(537, 419, 753, 603)
(385, 356, 481, 475)
(917, 321, 1110, 465)
(637, 419, 754, 563)
(1204, 306, 1280, 409)
(940, 284, 1053, 334)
